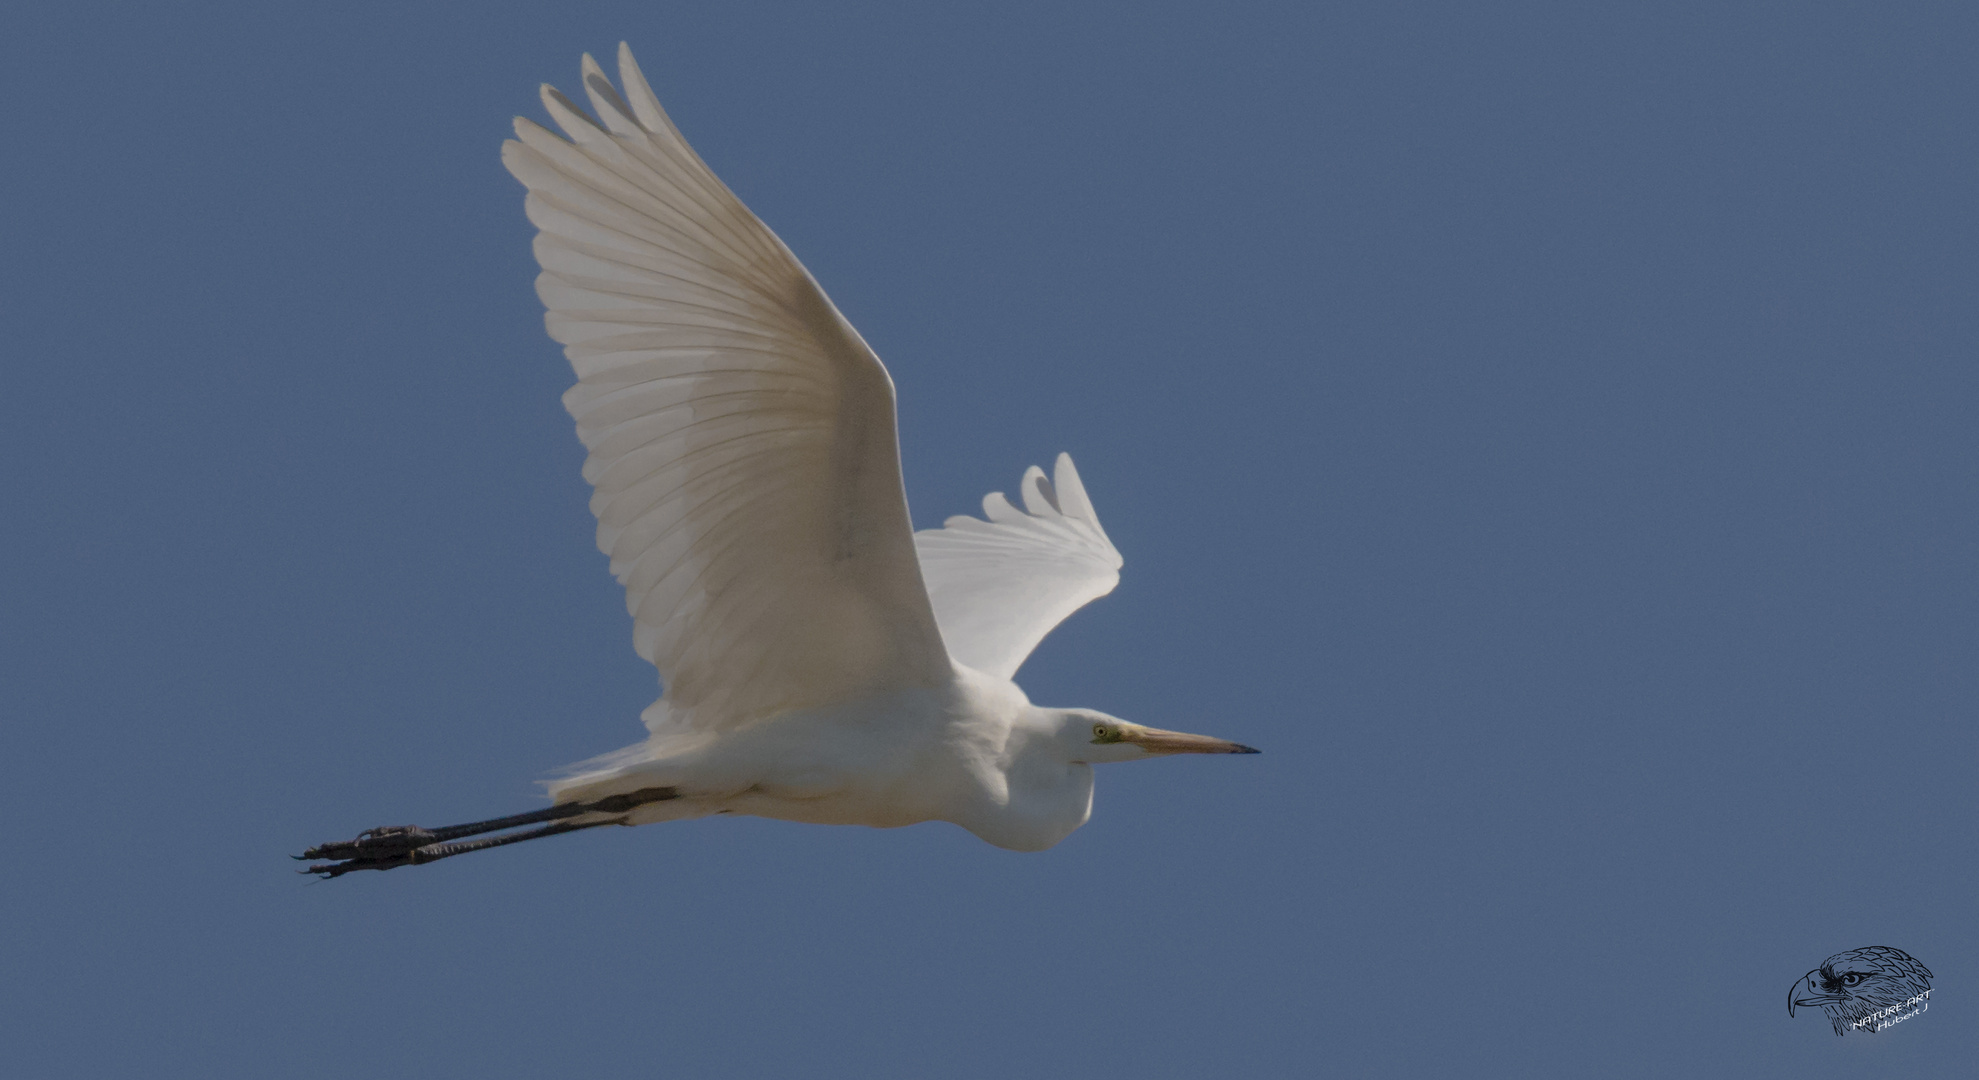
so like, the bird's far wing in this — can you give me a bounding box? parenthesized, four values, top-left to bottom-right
(914, 454, 1123, 680)
(503, 45, 951, 732)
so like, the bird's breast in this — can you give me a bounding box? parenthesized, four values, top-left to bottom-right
(688, 681, 997, 828)
(663, 671, 1092, 850)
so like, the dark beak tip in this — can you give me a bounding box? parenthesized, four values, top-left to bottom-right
(1233, 745, 1261, 754)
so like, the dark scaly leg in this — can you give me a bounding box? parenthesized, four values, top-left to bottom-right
(298, 786, 680, 878)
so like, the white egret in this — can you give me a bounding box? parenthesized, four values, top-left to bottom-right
(302, 44, 1257, 878)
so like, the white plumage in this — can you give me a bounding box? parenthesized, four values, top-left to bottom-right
(916, 455, 1123, 681)
(504, 50, 949, 732)
(301, 44, 1254, 875)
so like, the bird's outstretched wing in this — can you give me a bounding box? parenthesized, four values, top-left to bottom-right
(914, 454, 1123, 680)
(503, 45, 951, 731)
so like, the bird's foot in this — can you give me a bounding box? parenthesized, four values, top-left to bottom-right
(298, 825, 445, 877)
(303, 825, 439, 862)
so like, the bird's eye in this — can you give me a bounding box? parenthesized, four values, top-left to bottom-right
(1843, 974, 1864, 986)
(1094, 724, 1108, 737)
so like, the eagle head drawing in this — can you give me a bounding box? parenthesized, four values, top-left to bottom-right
(1789, 946, 1933, 1035)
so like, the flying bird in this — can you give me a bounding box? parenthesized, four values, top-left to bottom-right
(1789, 946, 1934, 1035)
(301, 44, 1257, 878)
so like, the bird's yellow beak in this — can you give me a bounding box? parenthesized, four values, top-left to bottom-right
(1120, 725, 1260, 755)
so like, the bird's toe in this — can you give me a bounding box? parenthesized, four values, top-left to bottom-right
(299, 825, 441, 872)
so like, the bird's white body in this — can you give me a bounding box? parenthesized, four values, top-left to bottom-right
(558, 665, 1105, 851)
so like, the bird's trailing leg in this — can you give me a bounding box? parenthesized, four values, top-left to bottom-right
(298, 786, 679, 878)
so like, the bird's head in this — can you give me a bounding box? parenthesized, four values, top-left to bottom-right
(1789, 946, 1934, 1035)
(1055, 709, 1259, 764)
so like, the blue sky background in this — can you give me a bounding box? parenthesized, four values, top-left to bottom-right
(3, 2, 1975, 1076)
